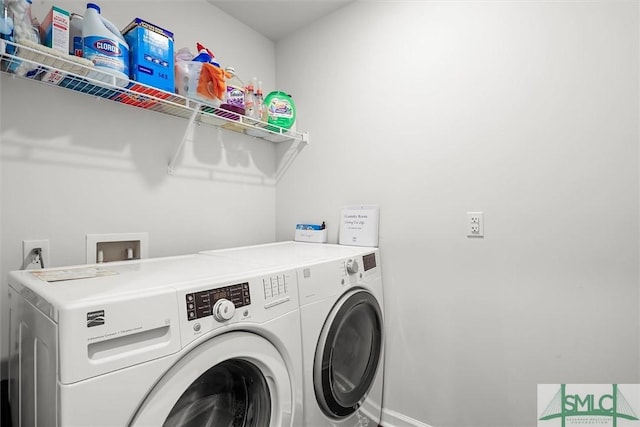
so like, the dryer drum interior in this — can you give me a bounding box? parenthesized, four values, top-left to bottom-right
(315, 290, 383, 418)
(164, 359, 271, 427)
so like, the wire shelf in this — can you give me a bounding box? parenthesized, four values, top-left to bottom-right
(0, 39, 308, 144)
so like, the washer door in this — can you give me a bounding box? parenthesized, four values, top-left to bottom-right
(130, 332, 293, 427)
(314, 289, 383, 418)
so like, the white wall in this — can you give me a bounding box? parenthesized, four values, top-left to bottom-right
(275, 1, 640, 426)
(0, 0, 277, 373)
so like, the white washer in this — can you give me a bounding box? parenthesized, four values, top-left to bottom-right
(8, 254, 303, 427)
(202, 242, 385, 427)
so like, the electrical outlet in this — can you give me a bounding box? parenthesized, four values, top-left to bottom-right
(22, 239, 50, 270)
(467, 212, 484, 237)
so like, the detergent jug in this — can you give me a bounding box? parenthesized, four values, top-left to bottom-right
(218, 66, 245, 120)
(82, 3, 128, 83)
(264, 91, 296, 130)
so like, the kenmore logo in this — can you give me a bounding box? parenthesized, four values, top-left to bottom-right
(94, 40, 121, 56)
(87, 310, 105, 327)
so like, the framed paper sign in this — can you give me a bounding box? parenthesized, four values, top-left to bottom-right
(339, 205, 380, 247)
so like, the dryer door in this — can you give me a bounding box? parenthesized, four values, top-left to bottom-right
(313, 289, 383, 418)
(130, 331, 293, 427)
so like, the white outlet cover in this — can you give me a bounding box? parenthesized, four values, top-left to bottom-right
(22, 239, 50, 270)
(467, 212, 484, 238)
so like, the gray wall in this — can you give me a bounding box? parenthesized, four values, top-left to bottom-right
(274, 1, 640, 426)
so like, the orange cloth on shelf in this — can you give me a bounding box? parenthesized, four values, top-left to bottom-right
(196, 63, 231, 101)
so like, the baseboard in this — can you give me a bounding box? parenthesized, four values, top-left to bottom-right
(381, 408, 434, 427)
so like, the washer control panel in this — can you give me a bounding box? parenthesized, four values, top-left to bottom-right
(185, 283, 250, 321)
(178, 270, 299, 346)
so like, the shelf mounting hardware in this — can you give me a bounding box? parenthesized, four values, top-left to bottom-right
(168, 104, 201, 175)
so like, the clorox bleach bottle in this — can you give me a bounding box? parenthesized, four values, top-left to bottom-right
(82, 3, 129, 85)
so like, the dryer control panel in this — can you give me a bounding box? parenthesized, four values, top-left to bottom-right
(363, 252, 377, 271)
(185, 283, 251, 321)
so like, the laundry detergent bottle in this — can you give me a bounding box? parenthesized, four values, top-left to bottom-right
(220, 66, 245, 116)
(82, 3, 129, 83)
(264, 91, 296, 131)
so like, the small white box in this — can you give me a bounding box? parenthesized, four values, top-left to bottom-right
(41, 6, 70, 54)
(294, 228, 328, 243)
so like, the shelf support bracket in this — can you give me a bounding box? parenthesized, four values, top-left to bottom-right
(168, 104, 201, 175)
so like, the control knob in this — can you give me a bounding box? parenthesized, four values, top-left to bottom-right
(213, 299, 236, 322)
(346, 259, 359, 275)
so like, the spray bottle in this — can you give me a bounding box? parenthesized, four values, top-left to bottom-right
(256, 80, 265, 122)
(244, 77, 256, 119)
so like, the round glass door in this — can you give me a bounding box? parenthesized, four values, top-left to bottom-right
(164, 359, 270, 427)
(130, 332, 293, 427)
(314, 289, 383, 418)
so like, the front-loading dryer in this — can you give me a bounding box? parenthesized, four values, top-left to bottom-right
(8, 254, 303, 427)
(201, 242, 385, 427)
